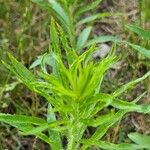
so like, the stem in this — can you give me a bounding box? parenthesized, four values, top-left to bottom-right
(67, 104, 80, 150)
(67, 126, 76, 150)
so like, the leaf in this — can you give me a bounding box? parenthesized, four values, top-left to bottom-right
(126, 42, 150, 59)
(76, 26, 92, 53)
(3, 121, 53, 145)
(132, 91, 147, 103)
(2, 81, 19, 92)
(21, 120, 67, 135)
(111, 99, 141, 111)
(126, 24, 150, 39)
(81, 112, 115, 127)
(58, 24, 76, 65)
(36, 133, 53, 145)
(128, 132, 150, 149)
(47, 104, 63, 150)
(0, 113, 46, 125)
(91, 110, 127, 140)
(76, 0, 103, 16)
(76, 12, 112, 26)
(38, 73, 75, 97)
(48, 0, 69, 27)
(81, 93, 112, 108)
(32, 0, 69, 32)
(0, 113, 56, 146)
(86, 35, 121, 47)
(6, 53, 36, 82)
(81, 139, 144, 150)
(29, 53, 54, 69)
(50, 18, 61, 54)
(113, 71, 150, 97)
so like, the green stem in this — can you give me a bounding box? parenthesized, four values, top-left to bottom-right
(67, 126, 76, 150)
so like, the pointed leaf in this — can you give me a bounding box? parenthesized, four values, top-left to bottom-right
(128, 132, 150, 149)
(76, 0, 103, 16)
(126, 24, 150, 39)
(76, 13, 112, 26)
(126, 42, 150, 58)
(76, 26, 92, 53)
(86, 35, 121, 47)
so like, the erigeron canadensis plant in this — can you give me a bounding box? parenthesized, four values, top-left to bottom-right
(1, 19, 150, 150)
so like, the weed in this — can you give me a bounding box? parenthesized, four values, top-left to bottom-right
(1, 20, 150, 149)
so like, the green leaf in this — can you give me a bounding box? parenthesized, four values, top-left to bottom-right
(81, 93, 112, 108)
(76, 26, 92, 53)
(91, 110, 127, 140)
(1, 81, 19, 92)
(76, 12, 112, 26)
(81, 112, 115, 127)
(126, 42, 150, 59)
(38, 73, 75, 97)
(81, 140, 144, 150)
(47, 104, 63, 150)
(128, 132, 150, 149)
(6, 53, 36, 82)
(111, 99, 141, 111)
(126, 24, 150, 39)
(86, 35, 120, 47)
(29, 53, 54, 70)
(36, 133, 53, 145)
(48, 0, 69, 27)
(50, 18, 61, 54)
(0, 113, 46, 125)
(113, 71, 150, 97)
(21, 120, 67, 135)
(0, 113, 55, 146)
(132, 91, 147, 103)
(76, 0, 103, 16)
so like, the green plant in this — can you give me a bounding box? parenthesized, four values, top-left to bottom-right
(1, 20, 150, 149)
(31, 0, 118, 54)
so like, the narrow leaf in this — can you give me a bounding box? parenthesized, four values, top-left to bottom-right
(126, 42, 150, 58)
(76, 13, 112, 26)
(126, 24, 150, 39)
(76, 0, 103, 16)
(76, 26, 92, 53)
(113, 71, 150, 97)
(128, 132, 150, 149)
(86, 35, 120, 47)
